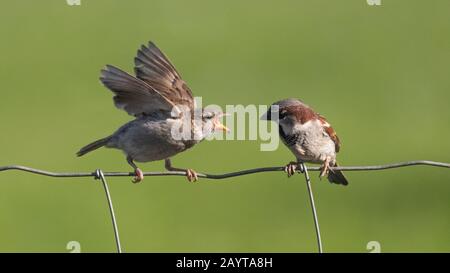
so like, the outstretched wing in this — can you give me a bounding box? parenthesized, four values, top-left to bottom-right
(318, 115, 341, 153)
(134, 42, 195, 111)
(100, 65, 175, 117)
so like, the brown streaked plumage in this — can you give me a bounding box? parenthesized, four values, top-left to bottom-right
(318, 115, 340, 153)
(134, 42, 195, 111)
(261, 98, 348, 185)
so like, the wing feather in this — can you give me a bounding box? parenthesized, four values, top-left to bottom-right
(100, 65, 175, 116)
(318, 115, 341, 152)
(134, 42, 194, 110)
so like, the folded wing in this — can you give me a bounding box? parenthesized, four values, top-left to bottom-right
(318, 115, 341, 153)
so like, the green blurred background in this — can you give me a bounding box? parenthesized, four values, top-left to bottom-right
(0, 0, 449, 253)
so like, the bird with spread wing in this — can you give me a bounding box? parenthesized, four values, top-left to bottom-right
(77, 41, 228, 182)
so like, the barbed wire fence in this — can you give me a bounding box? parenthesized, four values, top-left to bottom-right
(1, 160, 449, 253)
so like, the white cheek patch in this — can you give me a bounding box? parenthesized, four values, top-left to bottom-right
(279, 119, 296, 135)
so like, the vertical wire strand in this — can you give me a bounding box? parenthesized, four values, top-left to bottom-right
(300, 163, 323, 253)
(95, 169, 122, 253)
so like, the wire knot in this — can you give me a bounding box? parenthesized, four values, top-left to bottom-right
(297, 163, 306, 174)
(94, 169, 103, 180)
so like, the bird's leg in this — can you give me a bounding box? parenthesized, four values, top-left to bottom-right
(319, 157, 331, 179)
(127, 156, 144, 183)
(164, 158, 198, 182)
(284, 161, 300, 177)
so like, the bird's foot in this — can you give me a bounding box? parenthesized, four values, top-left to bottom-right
(284, 162, 299, 177)
(185, 169, 198, 182)
(319, 160, 330, 179)
(132, 168, 144, 183)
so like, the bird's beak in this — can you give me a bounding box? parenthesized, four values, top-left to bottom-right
(218, 112, 231, 118)
(260, 110, 271, 121)
(214, 113, 230, 132)
(214, 122, 230, 132)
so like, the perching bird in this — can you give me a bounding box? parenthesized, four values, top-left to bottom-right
(261, 98, 348, 185)
(77, 41, 228, 182)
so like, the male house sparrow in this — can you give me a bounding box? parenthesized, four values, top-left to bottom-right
(77, 41, 228, 182)
(261, 98, 348, 185)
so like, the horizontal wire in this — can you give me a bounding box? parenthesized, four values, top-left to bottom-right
(1, 160, 449, 253)
(0, 160, 449, 180)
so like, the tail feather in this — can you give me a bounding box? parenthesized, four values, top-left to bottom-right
(77, 136, 111, 157)
(327, 162, 349, 186)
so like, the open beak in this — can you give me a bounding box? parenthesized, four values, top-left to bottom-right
(261, 106, 278, 121)
(260, 103, 277, 121)
(214, 121, 230, 132)
(214, 113, 230, 132)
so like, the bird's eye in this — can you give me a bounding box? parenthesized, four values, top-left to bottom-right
(203, 113, 214, 119)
